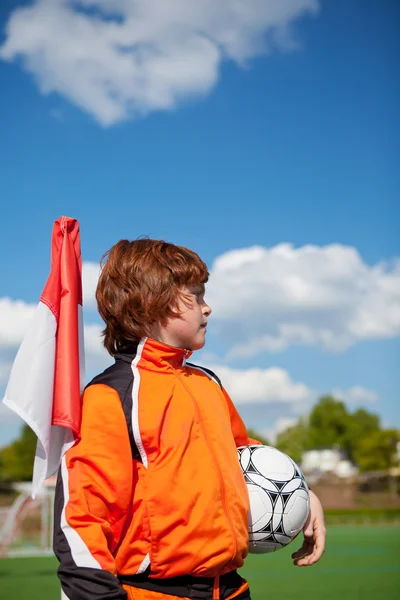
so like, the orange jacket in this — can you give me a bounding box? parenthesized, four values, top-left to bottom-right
(54, 338, 258, 600)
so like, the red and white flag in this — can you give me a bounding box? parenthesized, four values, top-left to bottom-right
(2, 217, 85, 498)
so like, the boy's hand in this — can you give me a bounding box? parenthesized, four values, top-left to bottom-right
(291, 489, 326, 567)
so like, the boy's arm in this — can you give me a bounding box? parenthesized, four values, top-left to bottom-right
(222, 387, 262, 447)
(292, 490, 326, 566)
(54, 384, 133, 600)
(223, 384, 327, 565)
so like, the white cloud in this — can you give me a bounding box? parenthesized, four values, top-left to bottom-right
(74, 245, 400, 357)
(206, 364, 313, 405)
(207, 243, 400, 357)
(0, 298, 36, 346)
(333, 385, 379, 405)
(82, 261, 100, 310)
(83, 322, 113, 372)
(0, 360, 14, 389)
(0, 0, 319, 125)
(4, 242, 398, 369)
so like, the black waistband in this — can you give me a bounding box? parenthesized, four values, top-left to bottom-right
(118, 569, 247, 599)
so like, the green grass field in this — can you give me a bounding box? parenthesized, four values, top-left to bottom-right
(0, 526, 399, 599)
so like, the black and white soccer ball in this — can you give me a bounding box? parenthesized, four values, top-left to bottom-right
(238, 445, 310, 554)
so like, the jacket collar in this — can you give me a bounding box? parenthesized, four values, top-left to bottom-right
(115, 337, 193, 369)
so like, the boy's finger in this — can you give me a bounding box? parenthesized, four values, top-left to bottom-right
(291, 537, 313, 558)
(291, 548, 310, 560)
(295, 531, 325, 566)
(295, 547, 317, 567)
(292, 546, 313, 565)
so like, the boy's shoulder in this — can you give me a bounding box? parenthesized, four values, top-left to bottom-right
(86, 359, 131, 390)
(185, 362, 223, 390)
(84, 360, 141, 461)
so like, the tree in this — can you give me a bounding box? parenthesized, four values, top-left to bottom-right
(244, 394, 396, 473)
(343, 408, 381, 461)
(0, 424, 36, 482)
(353, 429, 399, 472)
(274, 397, 384, 468)
(275, 419, 309, 464)
(307, 395, 350, 450)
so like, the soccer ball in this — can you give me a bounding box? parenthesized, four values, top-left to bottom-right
(238, 445, 310, 554)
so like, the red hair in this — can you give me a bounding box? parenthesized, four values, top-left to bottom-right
(96, 239, 209, 355)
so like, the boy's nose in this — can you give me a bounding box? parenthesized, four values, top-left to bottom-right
(204, 303, 212, 316)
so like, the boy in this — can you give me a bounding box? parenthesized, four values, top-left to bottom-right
(54, 238, 325, 600)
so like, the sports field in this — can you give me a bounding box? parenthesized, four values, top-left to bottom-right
(0, 526, 399, 599)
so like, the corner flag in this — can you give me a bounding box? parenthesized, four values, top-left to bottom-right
(2, 217, 85, 498)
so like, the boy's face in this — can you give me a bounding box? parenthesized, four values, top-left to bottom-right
(151, 284, 212, 351)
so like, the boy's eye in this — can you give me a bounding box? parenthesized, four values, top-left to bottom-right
(186, 285, 205, 304)
(188, 293, 203, 305)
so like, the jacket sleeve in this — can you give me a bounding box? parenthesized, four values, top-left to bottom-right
(222, 387, 262, 447)
(53, 384, 133, 600)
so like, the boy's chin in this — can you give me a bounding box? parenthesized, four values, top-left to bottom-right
(189, 339, 206, 351)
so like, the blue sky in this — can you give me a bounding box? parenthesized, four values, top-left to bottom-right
(0, 0, 399, 447)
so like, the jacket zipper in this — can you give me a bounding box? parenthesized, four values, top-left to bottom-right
(172, 364, 238, 563)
